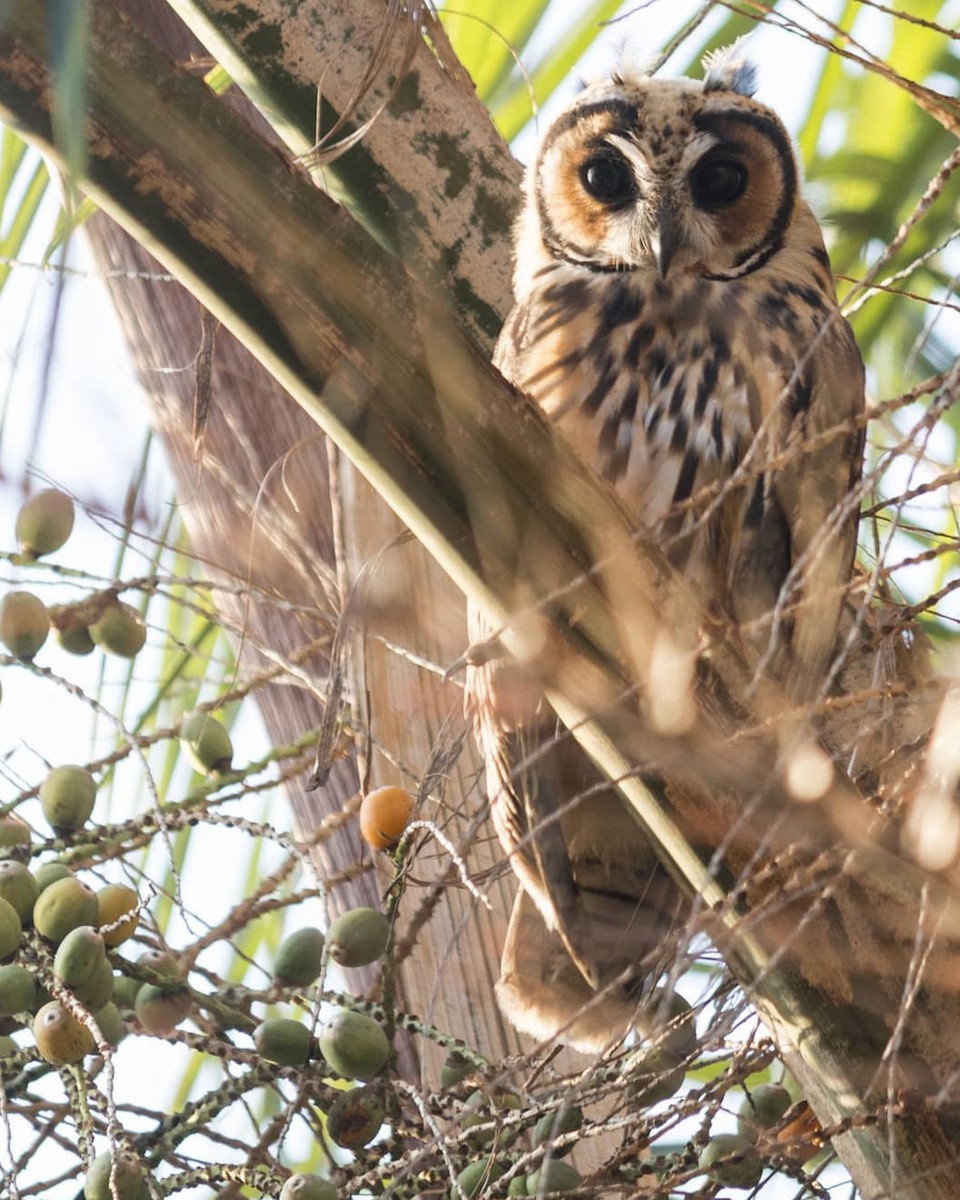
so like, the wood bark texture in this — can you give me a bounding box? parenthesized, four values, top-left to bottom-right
(80, 0, 529, 1085)
(1, 1, 959, 1195)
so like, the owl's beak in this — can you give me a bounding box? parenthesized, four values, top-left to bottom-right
(651, 201, 682, 279)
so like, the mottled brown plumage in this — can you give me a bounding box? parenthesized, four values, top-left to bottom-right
(468, 49, 865, 1052)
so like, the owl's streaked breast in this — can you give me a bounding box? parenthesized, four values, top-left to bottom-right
(499, 263, 756, 588)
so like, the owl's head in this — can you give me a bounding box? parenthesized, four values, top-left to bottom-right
(519, 49, 801, 286)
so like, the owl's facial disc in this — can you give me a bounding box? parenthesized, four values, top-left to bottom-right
(531, 83, 799, 281)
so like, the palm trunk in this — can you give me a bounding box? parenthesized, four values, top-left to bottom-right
(2, 2, 959, 1194)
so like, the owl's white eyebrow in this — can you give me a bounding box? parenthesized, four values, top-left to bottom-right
(605, 133, 653, 182)
(682, 134, 719, 170)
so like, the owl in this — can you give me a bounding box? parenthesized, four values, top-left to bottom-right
(467, 48, 865, 1053)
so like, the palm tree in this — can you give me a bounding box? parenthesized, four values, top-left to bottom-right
(0, 1, 957, 1196)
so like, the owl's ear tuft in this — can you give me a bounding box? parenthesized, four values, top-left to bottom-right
(702, 42, 757, 96)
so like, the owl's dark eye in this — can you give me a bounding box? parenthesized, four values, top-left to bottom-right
(691, 158, 748, 208)
(579, 152, 636, 208)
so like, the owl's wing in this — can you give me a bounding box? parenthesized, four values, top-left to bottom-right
(730, 304, 865, 703)
(467, 613, 684, 1005)
(465, 627, 595, 984)
(774, 311, 865, 701)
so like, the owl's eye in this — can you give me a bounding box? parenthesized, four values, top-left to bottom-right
(691, 158, 748, 208)
(579, 152, 636, 208)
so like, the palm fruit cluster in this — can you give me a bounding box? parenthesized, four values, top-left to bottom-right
(4, 491, 819, 1197)
(256, 904, 395, 1155)
(248, 789, 419, 1180)
(1, 489, 149, 666)
(435, 983, 707, 1198)
(442, 980, 813, 1198)
(0, 748, 198, 1069)
(445, 1100, 588, 1200)
(448, 1095, 587, 1199)
(695, 1082, 802, 1190)
(0, 814, 198, 1197)
(0, 835, 147, 1066)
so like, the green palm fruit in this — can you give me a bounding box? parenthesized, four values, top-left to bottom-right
(83, 1150, 150, 1200)
(33, 999, 94, 1064)
(0, 860, 39, 922)
(279, 1175, 338, 1200)
(40, 765, 97, 833)
(0, 896, 22, 959)
(317, 1009, 390, 1081)
(179, 711, 233, 774)
(253, 1017, 312, 1066)
(33, 876, 98, 943)
(273, 926, 325, 987)
(15, 489, 74, 559)
(527, 1162, 582, 1194)
(53, 925, 106, 988)
(89, 602, 146, 658)
(327, 1086, 385, 1149)
(327, 908, 389, 968)
(0, 591, 49, 659)
(698, 1133, 762, 1189)
(0, 964, 36, 1016)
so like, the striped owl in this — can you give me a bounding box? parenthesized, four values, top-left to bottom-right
(468, 49, 865, 1052)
